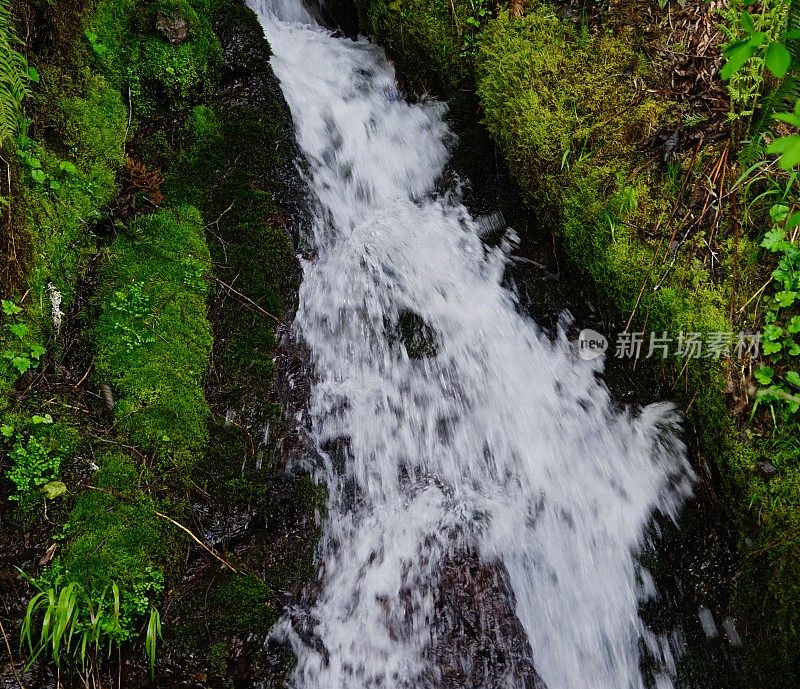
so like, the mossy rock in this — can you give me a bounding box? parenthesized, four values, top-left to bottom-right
(94, 206, 213, 475)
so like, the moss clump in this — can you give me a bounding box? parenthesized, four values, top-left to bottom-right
(94, 206, 212, 475)
(166, 101, 297, 404)
(57, 453, 169, 608)
(208, 572, 277, 637)
(356, 0, 469, 96)
(88, 0, 222, 103)
(20, 67, 126, 306)
(138, 0, 222, 100)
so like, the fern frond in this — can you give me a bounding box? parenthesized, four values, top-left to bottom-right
(0, 0, 30, 149)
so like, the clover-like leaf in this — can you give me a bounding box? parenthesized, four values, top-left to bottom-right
(755, 365, 775, 385)
(762, 228, 790, 252)
(776, 290, 798, 307)
(11, 356, 31, 374)
(7, 322, 28, 339)
(2, 300, 22, 316)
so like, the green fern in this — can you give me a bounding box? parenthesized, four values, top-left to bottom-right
(743, 0, 800, 166)
(0, 0, 30, 149)
(744, 73, 800, 166)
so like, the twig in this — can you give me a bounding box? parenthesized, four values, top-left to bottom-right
(73, 360, 94, 390)
(736, 278, 771, 315)
(0, 618, 26, 689)
(124, 84, 132, 150)
(154, 511, 239, 573)
(211, 276, 280, 324)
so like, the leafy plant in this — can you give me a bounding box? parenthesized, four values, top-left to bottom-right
(108, 282, 156, 352)
(18, 566, 163, 676)
(462, 0, 490, 54)
(722, 11, 797, 81)
(1, 414, 64, 501)
(1, 299, 46, 375)
(16, 119, 80, 191)
(753, 204, 800, 419)
(0, 0, 33, 148)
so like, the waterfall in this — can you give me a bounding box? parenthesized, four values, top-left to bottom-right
(248, 2, 694, 687)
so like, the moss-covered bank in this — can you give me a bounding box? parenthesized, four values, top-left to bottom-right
(0, 0, 322, 685)
(351, 0, 798, 684)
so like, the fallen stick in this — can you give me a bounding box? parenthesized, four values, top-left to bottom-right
(155, 511, 239, 573)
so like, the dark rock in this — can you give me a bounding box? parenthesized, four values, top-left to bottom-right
(156, 11, 190, 44)
(756, 460, 778, 481)
(430, 549, 546, 689)
(396, 309, 438, 359)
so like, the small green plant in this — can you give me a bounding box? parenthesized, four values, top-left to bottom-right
(18, 566, 163, 677)
(16, 119, 80, 191)
(1, 299, 45, 375)
(108, 283, 156, 352)
(84, 30, 108, 57)
(753, 203, 800, 419)
(1, 414, 64, 501)
(462, 0, 491, 54)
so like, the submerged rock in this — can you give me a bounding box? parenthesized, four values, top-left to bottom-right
(396, 309, 438, 359)
(431, 550, 546, 689)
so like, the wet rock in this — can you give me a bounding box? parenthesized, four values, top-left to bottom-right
(156, 11, 190, 44)
(213, 1, 287, 109)
(430, 550, 546, 689)
(396, 309, 438, 359)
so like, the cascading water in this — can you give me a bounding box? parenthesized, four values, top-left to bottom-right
(248, 2, 695, 687)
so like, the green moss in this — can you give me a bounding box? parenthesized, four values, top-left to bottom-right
(59, 454, 167, 593)
(20, 66, 126, 307)
(208, 572, 277, 637)
(88, 0, 222, 105)
(58, 71, 128, 168)
(166, 102, 296, 404)
(94, 207, 213, 476)
(358, 0, 468, 96)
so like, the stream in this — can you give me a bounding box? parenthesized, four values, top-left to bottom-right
(248, 1, 696, 687)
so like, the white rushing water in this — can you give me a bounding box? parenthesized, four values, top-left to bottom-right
(248, 2, 694, 687)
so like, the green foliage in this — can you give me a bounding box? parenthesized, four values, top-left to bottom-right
(753, 204, 800, 418)
(0, 299, 45, 376)
(1, 414, 65, 501)
(0, 0, 32, 149)
(721, 10, 796, 81)
(360, 0, 468, 95)
(29, 451, 172, 673)
(19, 564, 163, 673)
(462, 0, 491, 55)
(95, 207, 212, 472)
(107, 283, 157, 352)
(719, 0, 792, 119)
